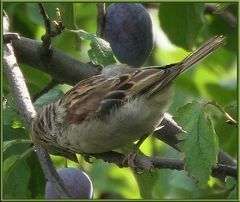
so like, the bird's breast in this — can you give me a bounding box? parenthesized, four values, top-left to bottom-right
(64, 96, 168, 154)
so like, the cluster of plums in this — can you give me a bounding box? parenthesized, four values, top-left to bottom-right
(45, 167, 93, 199)
(104, 3, 155, 67)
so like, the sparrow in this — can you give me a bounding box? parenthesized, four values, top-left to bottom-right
(31, 35, 225, 162)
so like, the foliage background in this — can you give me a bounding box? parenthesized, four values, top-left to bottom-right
(2, 2, 237, 199)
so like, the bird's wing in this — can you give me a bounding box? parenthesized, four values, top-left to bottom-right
(61, 68, 170, 123)
(62, 35, 226, 123)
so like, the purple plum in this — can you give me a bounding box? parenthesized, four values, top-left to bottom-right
(45, 167, 93, 199)
(105, 3, 155, 67)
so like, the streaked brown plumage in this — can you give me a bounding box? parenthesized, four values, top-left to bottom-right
(31, 36, 225, 162)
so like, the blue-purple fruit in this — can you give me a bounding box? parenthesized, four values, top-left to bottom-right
(105, 3, 155, 67)
(45, 167, 93, 199)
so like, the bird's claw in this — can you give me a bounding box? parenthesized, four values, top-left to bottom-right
(122, 152, 144, 173)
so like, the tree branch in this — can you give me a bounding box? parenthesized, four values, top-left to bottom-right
(3, 12, 72, 199)
(91, 151, 237, 179)
(4, 43, 36, 129)
(12, 37, 101, 86)
(154, 113, 183, 151)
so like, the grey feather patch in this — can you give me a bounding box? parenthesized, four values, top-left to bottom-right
(97, 99, 124, 117)
(118, 82, 135, 90)
(104, 90, 126, 100)
(118, 74, 130, 83)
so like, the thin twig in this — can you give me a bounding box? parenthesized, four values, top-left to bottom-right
(205, 4, 237, 28)
(38, 4, 65, 55)
(96, 3, 105, 38)
(207, 101, 237, 126)
(34, 146, 72, 198)
(38, 3, 52, 53)
(38, 3, 51, 34)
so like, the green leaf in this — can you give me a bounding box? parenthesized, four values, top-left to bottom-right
(26, 3, 61, 26)
(88, 37, 116, 66)
(67, 29, 116, 66)
(3, 75, 11, 95)
(59, 3, 75, 29)
(206, 13, 237, 53)
(209, 102, 237, 155)
(159, 3, 205, 51)
(226, 176, 237, 199)
(134, 171, 159, 199)
(3, 139, 32, 153)
(205, 83, 236, 105)
(3, 93, 24, 128)
(34, 88, 64, 109)
(3, 126, 31, 161)
(176, 101, 219, 187)
(3, 155, 31, 199)
(60, 3, 83, 51)
(3, 104, 18, 126)
(21, 64, 51, 95)
(3, 94, 17, 125)
(3, 155, 18, 180)
(27, 153, 46, 199)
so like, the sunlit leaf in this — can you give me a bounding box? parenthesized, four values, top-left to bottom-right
(176, 101, 219, 187)
(68, 29, 116, 66)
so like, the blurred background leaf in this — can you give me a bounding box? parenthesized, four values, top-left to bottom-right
(158, 3, 205, 51)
